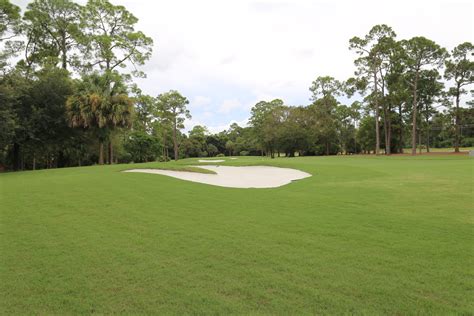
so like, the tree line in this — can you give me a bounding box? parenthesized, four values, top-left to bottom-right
(0, 0, 473, 171)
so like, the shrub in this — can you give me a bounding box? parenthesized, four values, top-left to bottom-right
(461, 137, 474, 147)
(216, 153, 225, 157)
(158, 155, 170, 162)
(240, 150, 249, 156)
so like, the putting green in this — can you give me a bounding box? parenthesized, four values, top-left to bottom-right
(0, 155, 472, 314)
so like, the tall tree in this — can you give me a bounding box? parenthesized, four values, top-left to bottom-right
(309, 76, 342, 155)
(155, 90, 190, 161)
(23, 0, 82, 70)
(349, 24, 396, 155)
(81, 0, 152, 77)
(0, 0, 21, 41)
(249, 99, 284, 157)
(417, 69, 444, 152)
(401, 36, 447, 155)
(80, 0, 153, 138)
(66, 72, 133, 164)
(444, 42, 474, 152)
(0, 0, 22, 71)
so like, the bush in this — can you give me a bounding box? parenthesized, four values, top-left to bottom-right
(216, 153, 225, 157)
(158, 155, 170, 162)
(461, 137, 474, 147)
(437, 139, 453, 148)
(239, 150, 249, 156)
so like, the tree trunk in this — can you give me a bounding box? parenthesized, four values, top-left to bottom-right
(398, 104, 404, 153)
(13, 143, 20, 171)
(418, 131, 422, 154)
(374, 71, 380, 155)
(411, 72, 419, 155)
(325, 141, 329, 156)
(387, 115, 392, 155)
(162, 132, 167, 160)
(425, 116, 430, 153)
(383, 105, 390, 155)
(108, 141, 113, 164)
(381, 79, 390, 155)
(99, 142, 104, 165)
(33, 152, 36, 170)
(173, 122, 178, 161)
(61, 30, 67, 70)
(454, 89, 460, 153)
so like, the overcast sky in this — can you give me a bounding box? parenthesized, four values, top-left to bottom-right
(13, 0, 474, 132)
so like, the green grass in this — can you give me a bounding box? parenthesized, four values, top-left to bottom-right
(120, 164, 217, 174)
(1, 156, 473, 314)
(402, 146, 473, 153)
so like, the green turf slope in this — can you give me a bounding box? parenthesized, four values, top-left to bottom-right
(1, 156, 472, 314)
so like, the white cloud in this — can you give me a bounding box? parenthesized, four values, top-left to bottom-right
(218, 99, 243, 114)
(206, 119, 250, 134)
(189, 96, 212, 112)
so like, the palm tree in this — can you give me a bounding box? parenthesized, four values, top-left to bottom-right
(66, 73, 133, 164)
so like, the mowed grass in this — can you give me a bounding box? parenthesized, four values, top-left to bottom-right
(0, 156, 473, 314)
(402, 147, 474, 153)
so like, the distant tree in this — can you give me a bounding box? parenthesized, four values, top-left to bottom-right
(417, 69, 444, 152)
(23, 0, 82, 70)
(155, 90, 190, 161)
(278, 106, 311, 157)
(357, 115, 376, 154)
(185, 125, 208, 157)
(444, 42, 474, 152)
(249, 99, 284, 157)
(80, 0, 153, 115)
(207, 143, 218, 157)
(336, 104, 357, 154)
(349, 24, 397, 155)
(0, 0, 21, 41)
(124, 130, 160, 162)
(0, 0, 22, 71)
(81, 0, 153, 77)
(132, 88, 156, 133)
(225, 140, 234, 156)
(401, 36, 447, 155)
(309, 76, 342, 155)
(66, 72, 133, 164)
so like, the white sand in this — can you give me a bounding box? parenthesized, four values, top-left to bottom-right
(198, 159, 225, 163)
(230, 158, 237, 160)
(124, 165, 311, 188)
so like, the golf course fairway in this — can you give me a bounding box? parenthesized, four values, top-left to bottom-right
(1, 155, 472, 314)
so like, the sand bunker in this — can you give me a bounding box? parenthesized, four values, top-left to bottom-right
(198, 159, 225, 163)
(124, 165, 311, 188)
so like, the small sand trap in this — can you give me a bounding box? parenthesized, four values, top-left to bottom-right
(124, 165, 311, 188)
(198, 159, 225, 163)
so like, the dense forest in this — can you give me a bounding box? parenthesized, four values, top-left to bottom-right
(0, 0, 473, 171)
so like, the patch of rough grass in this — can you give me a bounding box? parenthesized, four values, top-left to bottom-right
(120, 165, 217, 174)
